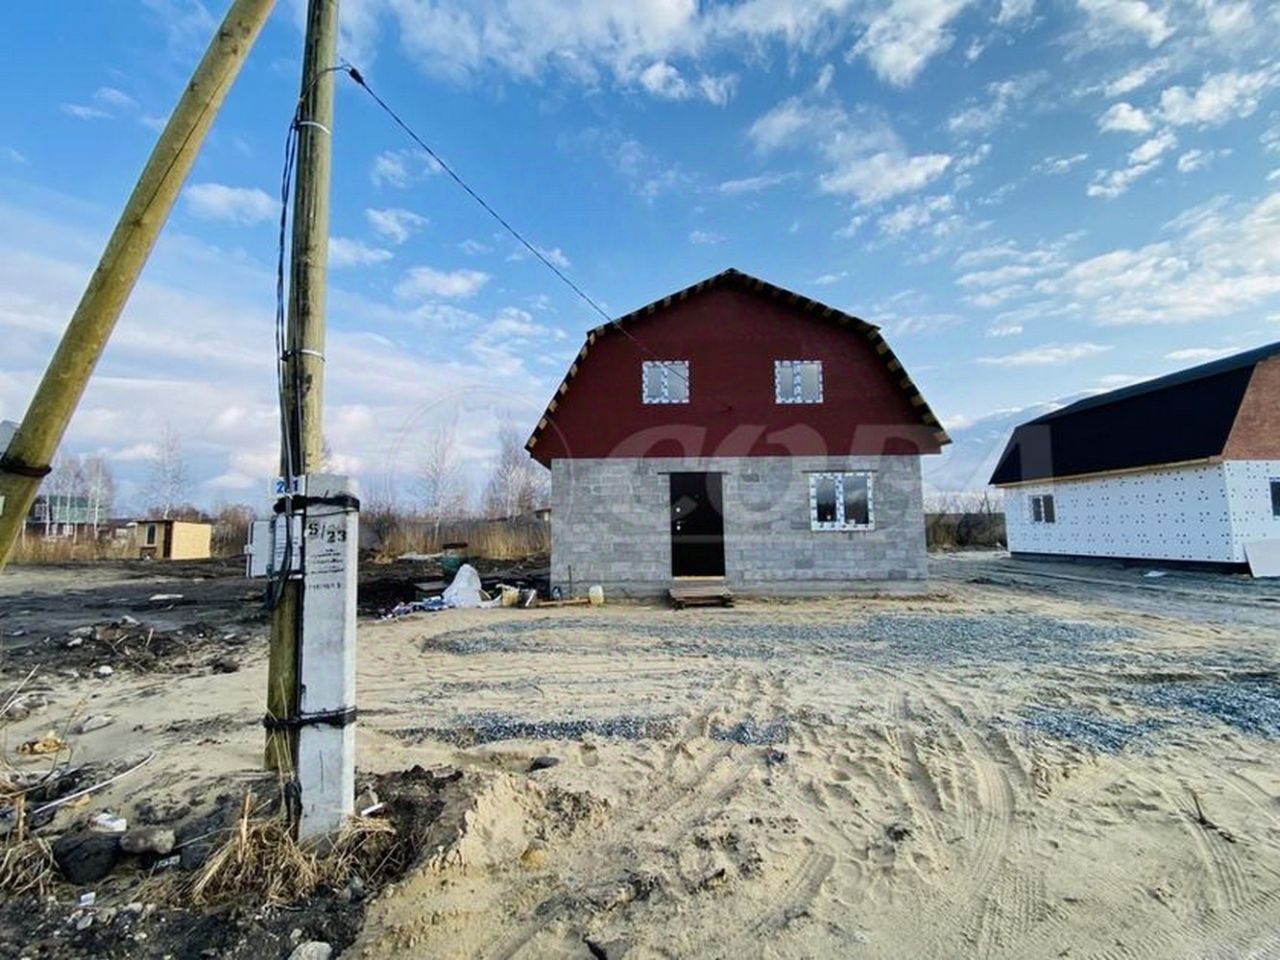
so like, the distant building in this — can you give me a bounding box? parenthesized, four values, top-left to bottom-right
(527, 268, 948, 595)
(990, 342, 1280, 567)
(133, 519, 213, 560)
(26, 494, 101, 541)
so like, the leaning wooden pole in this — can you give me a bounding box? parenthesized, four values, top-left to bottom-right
(0, 0, 277, 570)
(264, 0, 339, 773)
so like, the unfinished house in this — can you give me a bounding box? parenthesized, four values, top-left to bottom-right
(990, 342, 1280, 569)
(526, 268, 950, 596)
(134, 519, 213, 561)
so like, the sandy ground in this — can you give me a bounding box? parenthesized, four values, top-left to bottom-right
(3, 558, 1279, 959)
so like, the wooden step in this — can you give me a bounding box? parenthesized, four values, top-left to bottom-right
(669, 583, 735, 609)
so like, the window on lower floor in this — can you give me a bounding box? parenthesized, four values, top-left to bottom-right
(1271, 479, 1280, 518)
(641, 360, 690, 403)
(809, 472, 873, 530)
(146, 524, 157, 545)
(1030, 493, 1056, 524)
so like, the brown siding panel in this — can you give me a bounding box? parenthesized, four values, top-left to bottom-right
(1223, 356, 1280, 460)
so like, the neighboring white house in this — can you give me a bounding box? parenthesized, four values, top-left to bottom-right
(990, 342, 1280, 568)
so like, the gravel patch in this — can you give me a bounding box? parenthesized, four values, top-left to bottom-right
(1128, 674, 1280, 738)
(422, 613, 1137, 666)
(399, 712, 680, 745)
(1019, 707, 1169, 753)
(711, 718, 789, 745)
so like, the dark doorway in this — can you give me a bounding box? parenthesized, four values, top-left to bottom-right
(670, 472, 725, 577)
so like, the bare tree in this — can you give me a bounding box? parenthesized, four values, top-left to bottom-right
(211, 501, 257, 557)
(143, 423, 191, 520)
(482, 422, 547, 520)
(83, 454, 115, 536)
(417, 419, 468, 531)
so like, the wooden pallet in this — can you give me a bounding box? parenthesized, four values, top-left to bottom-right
(669, 583, 735, 609)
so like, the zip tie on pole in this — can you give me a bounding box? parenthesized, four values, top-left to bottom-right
(262, 706, 357, 730)
(295, 119, 331, 135)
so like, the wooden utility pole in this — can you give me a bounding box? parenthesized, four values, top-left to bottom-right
(0, 0, 277, 570)
(265, 0, 339, 773)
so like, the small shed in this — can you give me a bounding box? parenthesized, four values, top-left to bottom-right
(990, 342, 1280, 568)
(135, 519, 212, 561)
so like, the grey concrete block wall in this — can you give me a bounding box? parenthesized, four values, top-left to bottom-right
(550, 456, 927, 596)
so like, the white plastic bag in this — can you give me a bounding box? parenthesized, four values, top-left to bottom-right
(443, 563, 484, 608)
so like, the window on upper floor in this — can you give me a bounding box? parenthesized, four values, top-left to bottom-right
(809, 472, 873, 530)
(775, 360, 823, 403)
(1030, 493, 1056, 524)
(642, 360, 690, 403)
(1271, 479, 1280, 518)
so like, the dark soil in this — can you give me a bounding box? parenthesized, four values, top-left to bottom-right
(0, 767, 462, 959)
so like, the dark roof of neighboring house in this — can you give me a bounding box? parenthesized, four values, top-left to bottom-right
(990, 341, 1280, 485)
(526, 267, 948, 455)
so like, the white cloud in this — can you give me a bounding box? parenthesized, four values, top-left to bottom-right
(987, 323, 1024, 336)
(2, 146, 25, 164)
(1128, 128, 1177, 164)
(94, 86, 138, 110)
(1086, 160, 1159, 198)
(1159, 67, 1280, 127)
(365, 207, 428, 244)
(1076, 0, 1173, 48)
(835, 215, 865, 238)
(507, 244, 572, 268)
(370, 148, 440, 188)
(637, 60, 737, 105)
(564, 128, 692, 201)
(813, 270, 847, 285)
(978, 341, 1112, 366)
(947, 72, 1046, 136)
(1098, 101, 1153, 133)
(1102, 57, 1170, 98)
(879, 194, 956, 235)
(1086, 129, 1175, 198)
(458, 239, 492, 255)
(748, 98, 954, 205)
(997, 0, 1035, 24)
(717, 172, 793, 194)
(182, 183, 277, 225)
(1033, 192, 1280, 324)
(1034, 152, 1089, 175)
(851, 0, 974, 87)
(815, 63, 836, 94)
(395, 266, 491, 300)
(1175, 147, 1228, 173)
(329, 236, 394, 268)
(61, 103, 112, 121)
(688, 229, 726, 244)
(1165, 346, 1236, 361)
(821, 150, 953, 203)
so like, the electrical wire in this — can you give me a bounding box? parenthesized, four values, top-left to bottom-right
(340, 66, 691, 387)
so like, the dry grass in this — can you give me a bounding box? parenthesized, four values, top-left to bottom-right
(8, 536, 134, 565)
(370, 517, 550, 563)
(181, 794, 399, 908)
(0, 833, 56, 897)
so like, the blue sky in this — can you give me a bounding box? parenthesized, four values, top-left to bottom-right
(2, 0, 1279, 508)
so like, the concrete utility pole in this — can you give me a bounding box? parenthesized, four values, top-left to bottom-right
(0, 0, 277, 570)
(264, 0, 339, 774)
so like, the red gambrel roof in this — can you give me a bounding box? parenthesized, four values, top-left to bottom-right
(525, 268, 950, 455)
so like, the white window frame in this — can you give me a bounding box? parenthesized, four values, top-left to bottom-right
(775, 360, 824, 404)
(641, 360, 690, 404)
(1030, 493, 1056, 524)
(808, 472, 874, 531)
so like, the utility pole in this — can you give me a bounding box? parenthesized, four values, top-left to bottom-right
(264, 0, 339, 775)
(0, 0, 277, 571)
